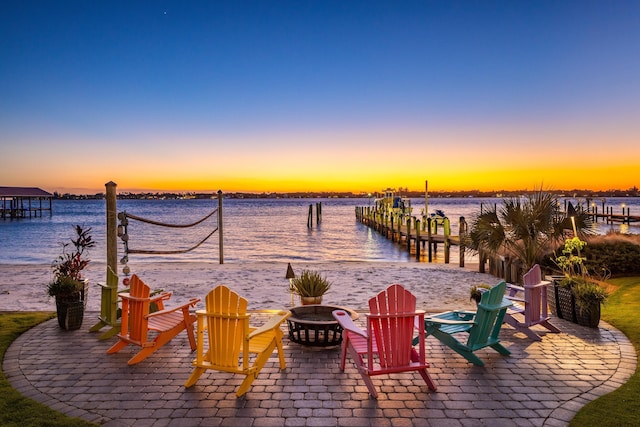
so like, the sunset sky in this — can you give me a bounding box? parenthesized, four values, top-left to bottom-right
(1, 1, 639, 195)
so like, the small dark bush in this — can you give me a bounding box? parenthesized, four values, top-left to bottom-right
(542, 240, 640, 278)
(583, 241, 640, 277)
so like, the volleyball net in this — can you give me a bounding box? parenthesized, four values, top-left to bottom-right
(117, 201, 223, 267)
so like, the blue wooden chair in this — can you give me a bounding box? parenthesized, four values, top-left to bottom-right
(418, 281, 512, 366)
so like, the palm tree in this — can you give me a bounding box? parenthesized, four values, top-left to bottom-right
(467, 190, 593, 272)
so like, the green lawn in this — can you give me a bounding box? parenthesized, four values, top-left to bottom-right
(569, 276, 640, 426)
(0, 312, 97, 427)
(2, 278, 640, 426)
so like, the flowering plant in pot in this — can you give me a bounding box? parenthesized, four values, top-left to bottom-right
(47, 225, 95, 330)
(290, 269, 332, 305)
(553, 237, 609, 327)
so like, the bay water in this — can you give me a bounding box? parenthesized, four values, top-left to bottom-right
(1, 196, 639, 266)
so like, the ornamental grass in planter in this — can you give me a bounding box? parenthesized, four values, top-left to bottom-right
(290, 269, 332, 305)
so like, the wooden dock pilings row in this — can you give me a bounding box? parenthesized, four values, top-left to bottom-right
(355, 206, 468, 267)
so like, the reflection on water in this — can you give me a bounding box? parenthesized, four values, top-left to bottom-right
(1, 196, 638, 265)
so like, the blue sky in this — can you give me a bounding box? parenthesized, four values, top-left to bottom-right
(1, 1, 639, 193)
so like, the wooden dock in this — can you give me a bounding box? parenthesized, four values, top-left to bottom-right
(355, 206, 468, 267)
(0, 186, 53, 219)
(565, 199, 640, 225)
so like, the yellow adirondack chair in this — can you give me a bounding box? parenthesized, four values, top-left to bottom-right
(332, 284, 437, 398)
(106, 274, 200, 365)
(184, 285, 291, 397)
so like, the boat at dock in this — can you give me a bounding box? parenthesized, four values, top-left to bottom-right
(374, 188, 412, 216)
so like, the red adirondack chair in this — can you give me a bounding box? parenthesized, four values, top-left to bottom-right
(106, 274, 200, 365)
(332, 284, 437, 398)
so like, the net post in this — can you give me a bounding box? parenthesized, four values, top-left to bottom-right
(218, 190, 224, 264)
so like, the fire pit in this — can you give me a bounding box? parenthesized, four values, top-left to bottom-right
(287, 304, 359, 347)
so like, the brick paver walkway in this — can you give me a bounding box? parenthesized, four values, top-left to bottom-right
(4, 311, 636, 426)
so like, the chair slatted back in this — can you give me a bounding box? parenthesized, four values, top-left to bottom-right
(523, 264, 544, 324)
(367, 284, 421, 369)
(202, 285, 250, 371)
(468, 281, 510, 350)
(123, 275, 151, 343)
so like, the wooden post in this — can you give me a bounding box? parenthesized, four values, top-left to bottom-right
(106, 181, 118, 273)
(459, 216, 466, 268)
(406, 215, 412, 251)
(427, 217, 433, 262)
(307, 204, 313, 228)
(218, 190, 224, 264)
(316, 202, 322, 224)
(415, 219, 421, 260)
(444, 217, 450, 264)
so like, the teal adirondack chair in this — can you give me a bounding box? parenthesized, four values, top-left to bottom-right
(419, 281, 512, 366)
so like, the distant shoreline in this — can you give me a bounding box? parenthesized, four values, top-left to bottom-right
(51, 188, 640, 200)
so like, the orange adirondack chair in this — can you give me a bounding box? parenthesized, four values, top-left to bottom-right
(505, 264, 561, 341)
(332, 284, 437, 398)
(184, 285, 291, 397)
(106, 274, 200, 365)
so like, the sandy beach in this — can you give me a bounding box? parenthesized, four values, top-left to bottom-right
(0, 261, 497, 313)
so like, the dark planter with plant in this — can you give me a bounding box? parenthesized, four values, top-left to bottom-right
(47, 225, 95, 330)
(290, 269, 332, 305)
(470, 283, 492, 304)
(552, 237, 609, 328)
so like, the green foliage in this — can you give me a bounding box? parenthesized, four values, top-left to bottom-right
(553, 236, 587, 278)
(570, 276, 640, 426)
(467, 189, 593, 271)
(48, 225, 94, 298)
(290, 269, 332, 297)
(469, 283, 492, 303)
(554, 237, 609, 310)
(0, 312, 97, 426)
(583, 240, 640, 277)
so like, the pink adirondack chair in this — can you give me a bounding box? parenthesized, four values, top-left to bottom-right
(505, 264, 560, 341)
(332, 284, 437, 398)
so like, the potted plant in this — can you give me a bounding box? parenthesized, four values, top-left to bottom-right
(469, 283, 492, 304)
(47, 225, 95, 330)
(552, 237, 609, 327)
(290, 269, 332, 305)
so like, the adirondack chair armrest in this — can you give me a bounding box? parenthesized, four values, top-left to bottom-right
(523, 280, 551, 289)
(146, 297, 201, 318)
(426, 317, 476, 326)
(149, 291, 173, 303)
(248, 310, 291, 339)
(425, 310, 477, 325)
(332, 310, 367, 338)
(478, 298, 513, 311)
(506, 295, 526, 303)
(506, 284, 525, 293)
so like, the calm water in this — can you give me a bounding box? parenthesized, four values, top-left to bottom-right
(1, 197, 639, 265)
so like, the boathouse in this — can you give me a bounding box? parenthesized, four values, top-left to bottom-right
(0, 186, 53, 219)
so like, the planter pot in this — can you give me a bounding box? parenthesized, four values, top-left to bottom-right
(546, 276, 563, 317)
(54, 280, 88, 330)
(555, 285, 576, 323)
(575, 302, 601, 328)
(300, 296, 323, 305)
(55, 300, 85, 330)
